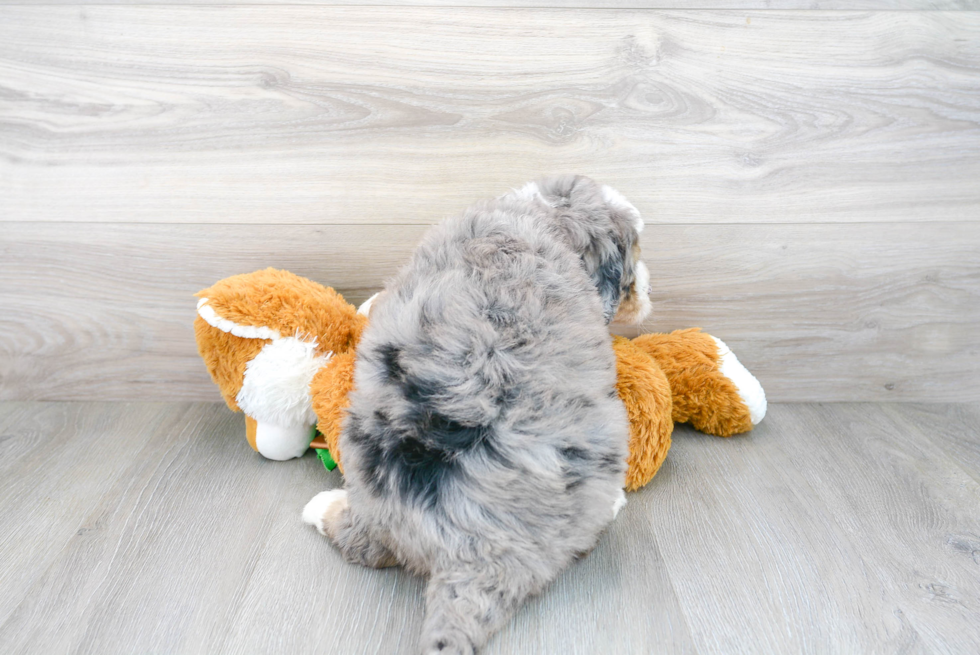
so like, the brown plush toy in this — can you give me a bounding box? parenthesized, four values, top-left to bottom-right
(195, 269, 766, 489)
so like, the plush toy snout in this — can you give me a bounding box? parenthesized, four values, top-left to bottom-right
(245, 416, 318, 460)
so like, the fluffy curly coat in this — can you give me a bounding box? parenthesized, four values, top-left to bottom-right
(304, 175, 651, 654)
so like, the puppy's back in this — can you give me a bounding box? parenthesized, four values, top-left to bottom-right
(340, 176, 632, 654)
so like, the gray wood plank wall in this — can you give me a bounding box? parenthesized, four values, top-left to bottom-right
(1, 6, 978, 402)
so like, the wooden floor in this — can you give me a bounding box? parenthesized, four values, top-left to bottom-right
(0, 401, 977, 654)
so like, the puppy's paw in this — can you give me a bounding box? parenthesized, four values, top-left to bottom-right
(612, 489, 627, 519)
(302, 489, 348, 537)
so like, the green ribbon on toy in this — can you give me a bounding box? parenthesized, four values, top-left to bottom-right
(316, 446, 337, 471)
(307, 428, 337, 472)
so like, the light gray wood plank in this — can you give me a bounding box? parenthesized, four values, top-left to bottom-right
(795, 403, 980, 654)
(881, 403, 980, 485)
(0, 400, 692, 655)
(1, 401, 978, 653)
(485, 490, 697, 655)
(650, 403, 980, 654)
(623, 221, 980, 403)
(3, 221, 977, 403)
(0, 222, 428, 303)
(0, 401, 28, 432)
(0, 402, 190, 630)
(3, 2, 977, 9)
(0, 404, 297, 654)
(1, 8, 978, 225)
(222, 465, 430, 655)
(645, 412, 930, 654)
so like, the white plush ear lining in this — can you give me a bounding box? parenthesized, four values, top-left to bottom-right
(197, 297, 281, 340)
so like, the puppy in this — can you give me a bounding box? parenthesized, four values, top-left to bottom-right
(303, 175, 651, 654)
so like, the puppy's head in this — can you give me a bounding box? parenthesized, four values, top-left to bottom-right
(609, 245, 652, 326)
(534, 176, 652, 325)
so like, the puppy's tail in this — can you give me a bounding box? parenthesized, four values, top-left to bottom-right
(420, 564, 536, 655)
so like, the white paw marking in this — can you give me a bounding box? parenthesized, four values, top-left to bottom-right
(302, 489, 348, 536)
(612, 489, 627, 519)
(711, 336, 767, 424)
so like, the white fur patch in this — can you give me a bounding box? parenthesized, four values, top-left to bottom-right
(612, 489, 627, 519)
(601, 185, 644, 233)
(633, 260, 652, 319)
(612, 260, 652, 326)
(253, 422, 314, 460)
(236, 336, 331, 428)
(196, 297, 281, 341)
(711, 336, 767, 425)
(510, 181, 553, 207)
(302, 489, 348, 535)
(358, 292, 381, 317)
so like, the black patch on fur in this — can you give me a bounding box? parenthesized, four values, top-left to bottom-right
(346, 415, 368, 444)
(358, 438, 387, 493)
(595, 256, 624, 322)
(426, 412, 491, 452)
(360, 389, 496, 507)
(597, 452, 623, 474)
(379, 342, 441, 406)
(560, 446, 590, 462)
(560, 446, 589, 491)
(387, 434, 456, 506)
(365, 341, 503, 506)
(379, 343, 404, 380)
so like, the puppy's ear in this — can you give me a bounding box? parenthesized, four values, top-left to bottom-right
(593, 249, 626, 323)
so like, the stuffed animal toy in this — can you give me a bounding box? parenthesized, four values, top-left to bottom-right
(194, 268, 766, 490)
(194, 268, 367, 461)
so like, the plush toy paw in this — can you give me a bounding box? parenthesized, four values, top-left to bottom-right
(631, 328, 766, 437)
(710, 336, 767, 426)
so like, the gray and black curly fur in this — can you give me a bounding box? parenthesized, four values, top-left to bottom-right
(305, 175, 651, 654)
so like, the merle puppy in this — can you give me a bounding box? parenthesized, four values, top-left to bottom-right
(303, 175, 651, 654)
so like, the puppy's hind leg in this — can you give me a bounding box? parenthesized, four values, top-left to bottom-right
(420, 562, 537, 655)
(302, 490, 398, 568)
